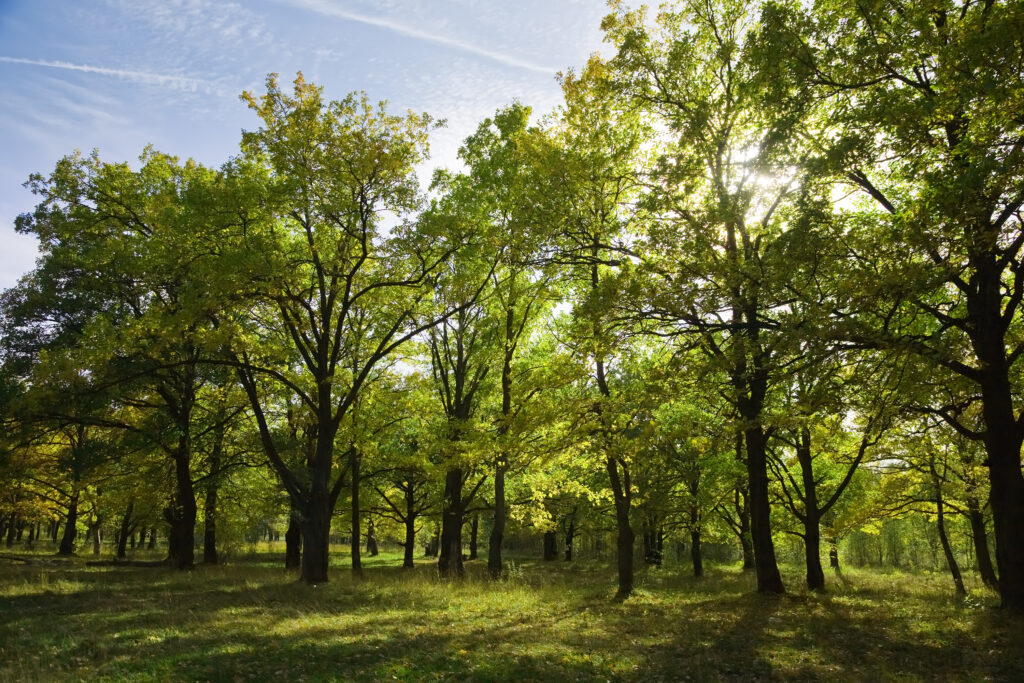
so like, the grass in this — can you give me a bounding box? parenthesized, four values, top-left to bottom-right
(1, 550, 1021, 682)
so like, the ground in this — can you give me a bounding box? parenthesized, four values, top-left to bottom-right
(0, 550, 1021, 681)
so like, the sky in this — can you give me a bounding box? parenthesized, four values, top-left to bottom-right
(0, 0, 617, 290)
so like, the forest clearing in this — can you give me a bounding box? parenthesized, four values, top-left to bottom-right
(1, 550, 1021, 682)
(2, 0, 1024, 679)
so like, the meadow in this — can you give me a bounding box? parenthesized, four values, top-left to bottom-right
(1, 551, 1021, 682)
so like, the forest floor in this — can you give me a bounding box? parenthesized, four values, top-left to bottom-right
(0, 549, 1021, 682)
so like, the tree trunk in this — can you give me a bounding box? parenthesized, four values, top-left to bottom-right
(803, 518, 825, 591)
(966, 498, 999, 590)
(564, 515, 576, 561)
(488, 459, 507, 578)
(607, 455, 634, 600)
(169, 446, 197, 570)
(403, 517, 416, 569)
(350, 448, 362, 575)
(89, 521, 102, 555)
(6, 517, 17, 547)
(691, 529, 703, 578)
(734, 457, 755, 572)
(829, 538, 841, 572)
(285, 510, 302, 570)
(490, 308, 515, 578)
(401, 478, 417, 569)
(969, 261, 1024, 611)
(796, 427, 826, 591)
(643, 527, 655, 565)
(203, 486, 218, 565)
(438, 468, 464, 577)
(147, 527, 157, 550)
(468, 514, 478, 560)
(745, 425, 785, 593)
(366, 516, 379, 557)
(299, 498, 331, 584)
(58, 492, 79, 556)
(937, 492, 966, 595)
(116, 501, 134, 559)
(543, 530, 557, 561)
(203, 424, 223, 565)
(425, 523, 439, 557)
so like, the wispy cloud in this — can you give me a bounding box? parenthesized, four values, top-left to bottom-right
(277, 0, 557, 74)
(0, 56, 219, 93)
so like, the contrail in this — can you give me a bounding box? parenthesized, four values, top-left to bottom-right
(279, 0, 556, 75)
(0, 56, 210, 91)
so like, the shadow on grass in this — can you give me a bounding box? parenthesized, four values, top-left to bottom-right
(1, 561, 1022, 681)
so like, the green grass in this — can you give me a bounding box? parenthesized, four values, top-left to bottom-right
(1, 552, 1020, 681)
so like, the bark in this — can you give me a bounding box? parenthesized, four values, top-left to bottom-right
(488, 458, 507, 577)
(438, 468, 464, 577)
(489, 304, 515, 578)
(543, 530, 557, 561)
(202, 487, 218, 565)
(937, 492, 966, 596)
(168, 443, 197, 570)
(607, 455, 634, 600)
(690, 529, 703, 578)
(982, 414, 1024, 608)
(285, 510, 302, 570)
(203, 423, 223, 565)
(969, 253, 1024, 611)
(564, 514, 576, 562)
(797, 428, 826, 591)
(88, 520, 101, 555)
(596, 347, 634, 599)
(366, 516, 379, 557)
(745, 424, 785, 593)
(6, 516, 17, 547)
(966, 498, 999, 590)
(399, 477, 417, 569)
(116, 501, 134, 560)
(468, 514, 478, 560)
(731, 445, 756, 571)
(403, 516, 416, 569)
(829, 538, 841, 572)
(350, 448, 362, 575)
(298, 497, 331, 584)
(58, 492, 79, 556)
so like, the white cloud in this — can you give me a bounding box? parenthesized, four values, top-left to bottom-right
(0, 56, 220, 94)
(276, 0, 558, 74)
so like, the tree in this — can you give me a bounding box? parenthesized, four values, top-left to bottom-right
(12, 149, 236, 569)
(549, 57, 648, 599)
(442, 103, 559, 578)
(221, 73, 449, 584)
(763, 0, 1024, 611)
(603, 0, 808, 593)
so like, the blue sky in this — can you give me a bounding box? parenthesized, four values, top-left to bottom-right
(0, 0, 617, 289)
